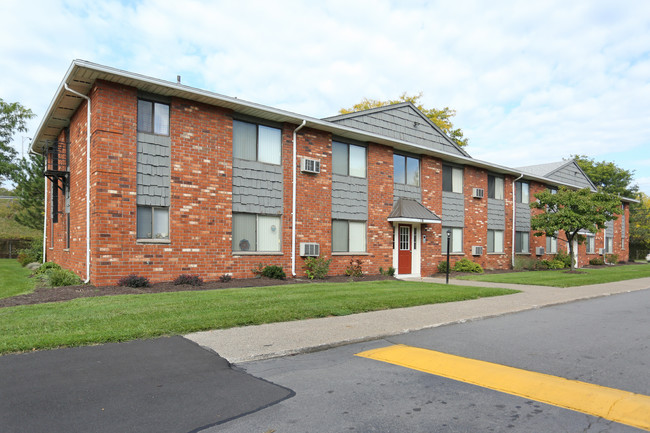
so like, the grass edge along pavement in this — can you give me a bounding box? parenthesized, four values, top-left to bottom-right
(0, 280, 517, 355)
(0, 259, 36, 299)
(457, 263, 650, 288)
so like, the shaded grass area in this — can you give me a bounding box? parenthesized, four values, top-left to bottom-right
(458, 264, 650, 288)
(0, 259, 36, 299)
(0, 281, 517, 354)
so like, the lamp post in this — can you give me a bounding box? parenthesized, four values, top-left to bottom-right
(446, 230, 451, 284)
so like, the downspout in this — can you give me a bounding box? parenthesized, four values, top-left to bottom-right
(291, 120, 307, 277)
(29, 147, 47, 263)
(511, 173, 524, 268)
(64, 83, 91, 283)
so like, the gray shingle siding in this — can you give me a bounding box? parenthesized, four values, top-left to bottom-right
(515, 203, 530, 231)
(606, 220, 614, 232)
(548, 163, 594, 190)
(332, 174, 368, 220)
(137, 132, 170, 207)
(394, 183, 421, 202)
(487, 198, 505, 230)
(442, 192, 464, 227)
(329, 105, 468, 157)
(232, 159, 283, 214)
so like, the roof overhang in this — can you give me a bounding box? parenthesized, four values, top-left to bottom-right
(388, 198, 442, 224)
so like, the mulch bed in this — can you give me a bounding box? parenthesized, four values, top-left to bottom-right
(0, 274, 396, 308)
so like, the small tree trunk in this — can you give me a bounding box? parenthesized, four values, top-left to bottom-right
(567, 233, 576, 270)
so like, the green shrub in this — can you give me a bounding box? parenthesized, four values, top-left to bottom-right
(589, 257, 605, 266)
(513, 256, 536, 271)
(453, 258, 483, 273)
(117, 275, 151, 288)
(16, 237, 43, 266)
(261, 265, 286, 280)
(554, 251, 573, 268)
(437, 261, 449, 273)
(48, 268, 82, 287)
(173, 274, 203, 286)
(605, 254, 619, 264)
(545, 259, 566, 269)
(33, 261, 62, 276)
(386, 266, 395, 277)
(345, 259, 363, 278)
(219, 274, 232, 283)
(304, 256, 332, 280)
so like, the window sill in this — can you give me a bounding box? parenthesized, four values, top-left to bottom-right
(487, 252, 506, 255)
(233, 251, 283, 256)
(442, 252, 465, 256)
(332, 252, 370, 256)
(63, 249, 70, 252)
(515, 252, 531, 255)
(137, 239, 171, 245)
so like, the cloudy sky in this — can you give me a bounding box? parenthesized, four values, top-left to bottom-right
(2, 0, 649, 193)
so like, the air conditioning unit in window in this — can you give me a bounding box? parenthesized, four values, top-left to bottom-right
(535, 247, 545, 256)
(598, 248, 606, 255)
(300, 157, 321, 174)
(300, 242, 320, 257)
(471, 245, 483, 256)
(472, 188, 484, 199)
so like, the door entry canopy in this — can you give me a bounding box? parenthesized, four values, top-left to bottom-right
(388, 198, 441, 224)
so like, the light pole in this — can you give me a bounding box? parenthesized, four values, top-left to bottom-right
(446, 230, 451, 284)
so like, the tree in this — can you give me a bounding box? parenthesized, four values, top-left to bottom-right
(630, 192, 650, 252)
(339, 92, 469, 148)
(572, 155, 638, 197)
(11, 153, 44, 231)
(530, 187, 622, 269)
(1, 99, 35, 183)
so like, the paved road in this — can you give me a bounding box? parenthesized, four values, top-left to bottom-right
(210, 289, 650, 432)
(0, 336, 292, 433)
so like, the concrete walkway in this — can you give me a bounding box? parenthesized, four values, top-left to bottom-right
(185, 277, 650, 364)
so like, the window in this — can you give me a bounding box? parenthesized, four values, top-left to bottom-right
(332, 220, 366, 253)
(487, 229, 504, 253)
(586, 235, 595, 254)
(515, 231, 529, 253)
(137, 206, 169, 240)
(232, 213, 281, 252)
(546, 236, 557, 254)
(488, 175, 504, 199)
(333, 141, 366, 177)
(393, 154, 420, 186)
(605, 235, 613, 253)
(138, 100, 170, 135)
(441, 227, 463, 253)
(233, 120, 282, 165)
(515, 181, 529, 203)
(442, 165, 463, 193)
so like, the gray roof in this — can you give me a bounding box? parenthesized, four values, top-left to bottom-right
(324, 102, 471, 158)
(388, 198, 441, 224)
(516, 160, 597, 192)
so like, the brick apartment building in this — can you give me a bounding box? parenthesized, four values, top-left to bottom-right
(31, 60, 632, 285)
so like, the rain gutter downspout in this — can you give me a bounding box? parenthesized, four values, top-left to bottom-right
(512, 173, 524, 268)
(64, 83, 91, 283)
(291, 120, 307, 277)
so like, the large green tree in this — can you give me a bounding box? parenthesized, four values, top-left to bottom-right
(573, 155, 638, 197)
(340, 92, 469, 148)
(11, 153, 44, 231)
(530, 187, 622, 269)
(630, 192, 650, 252)
(1, 99, 35, 182)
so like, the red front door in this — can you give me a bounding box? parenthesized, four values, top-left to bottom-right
(398, 225, 412, 274)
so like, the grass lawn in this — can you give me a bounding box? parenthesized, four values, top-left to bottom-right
(0, 259, 37, 299)
(0, 281, 517, 355)
(458, 263, 650, 288)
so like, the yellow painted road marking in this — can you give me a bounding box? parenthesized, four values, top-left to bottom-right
(356, 345, 650, 431)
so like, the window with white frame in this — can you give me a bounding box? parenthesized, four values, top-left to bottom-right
(488, 174, 504, 200)
(332, 220, 366, 253)
(233, 120, 282, 165)
(137, 206, 169, 240)
(487, 229, 504, 253)
(441, 227, 463, 253)
(605, 235, 613, 253)
(232, 213, 281, 252)
(546, 235, 558, 254)
(442, 165, 463, 193)
(393, 154, 420, 186)
(515, 231, 529, 253)
(333, 141, 366, 178)
(586, 234, 595, 254)
(515, 181, 529, 203)
(138, 99, 170, 136)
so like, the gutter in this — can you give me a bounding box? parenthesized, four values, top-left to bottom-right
(291, 120, 307, 277)
(512, 173, 524, 268)
(64, 83, 92, 283)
